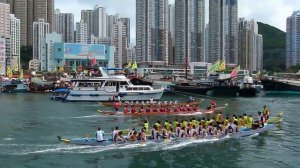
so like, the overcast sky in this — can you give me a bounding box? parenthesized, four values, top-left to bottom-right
(56, 0, 299, 44)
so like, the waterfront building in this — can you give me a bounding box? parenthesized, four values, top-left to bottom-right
(136, 0, 169, 66)
(41, 32, 62, 71)
(174, 0, 205, 65)
(75, 20, 87, 44)
(0, 3, 10, 37)
(286, 11, 300, 68)
(93, 5, 107, 38)
(208, 0, 238, 64)
(238, 18, 263, 71)
(32, 19, 49, 71)
(53, 43, 115, 69)
(7, 14, 20, 71)
(112, 20, 128, 68)
(55, 12, 74, 43)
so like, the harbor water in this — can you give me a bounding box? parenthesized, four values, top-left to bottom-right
(0, 93, 300, 168)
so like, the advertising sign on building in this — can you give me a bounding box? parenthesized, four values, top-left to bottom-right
(0, 38, 6, 75)
(64, 44, 106, 60)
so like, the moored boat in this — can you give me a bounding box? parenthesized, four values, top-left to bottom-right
(238, 76, 258, 97)
(64, 67, 164, 102)
(174, 81, 213, 95)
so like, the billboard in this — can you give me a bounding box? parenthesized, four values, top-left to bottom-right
(64, 44, 106, 60)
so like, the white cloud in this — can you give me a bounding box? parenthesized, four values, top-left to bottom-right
(56, 0, 299, 43)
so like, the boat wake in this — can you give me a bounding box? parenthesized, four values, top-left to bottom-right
(3, 138, 224, 156)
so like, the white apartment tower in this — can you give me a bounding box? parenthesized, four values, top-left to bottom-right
(93, 6, 107, 38)
(286, 11, 300, 68)
(8, 14, 20, 70)
(107, 14, 119, 38)
(0, 3, 10, 37)
(112, 20, 128, 68)
(32, 19, 49, 71)
(136, 0, 169, 66)
(56, 12, 74, 43)
(174, 0, 205, 65)
(208, 0, 238, 64)
(76, 20, 87, 44)
(238, 18, 263, 71)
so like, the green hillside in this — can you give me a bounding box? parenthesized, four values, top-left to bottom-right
(258, 22, 286, 71)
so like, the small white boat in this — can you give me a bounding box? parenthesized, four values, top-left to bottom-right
(64, 67, 164, 102)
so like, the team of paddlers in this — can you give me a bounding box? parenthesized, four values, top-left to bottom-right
(115, 99, 218, 113)
(96, 105, 271, 142)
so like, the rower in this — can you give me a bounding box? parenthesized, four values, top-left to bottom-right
(223, 116, 229, 127)
(112, 127, 120, 142)
(143, 120, 149, 133)
(96, 127, 105, 142)
(256, 111, 265, 128)
(131, 106, 137, 113)
(173, 119, 179, 129)
(200, 118, 206, 128)
(129, 131, 138, 141)
(238, 115, 245, 128)
(175, 124, 181, 137)
(173, 106, 179, 113)
(123, 107, 129, 113)
(189, 125, 197, 137)
(161, 125, 169, 139)
(155, 121, 162, 131)
(146, 105, 151, 113)
(216, 112, 223, 125)
(153, 106, 158, 113)
(127, 128, 135, 139)
(180, 105, 185, 112)
(186, 105, 192, 112)
(263, 105, 270, 120)
(246, 115, 254, 128)
(139, 128, 147, 141)
(139, 106, 145, 113)
(243, 113, 248, 125)
(193, 105, 199, 112)
(115, 131, 125, 142)
(179, 126, 188, 138)
(151, 125, 161, 140)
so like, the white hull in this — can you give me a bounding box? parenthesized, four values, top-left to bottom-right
(65, 90, 164, 102)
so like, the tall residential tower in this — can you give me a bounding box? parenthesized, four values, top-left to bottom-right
(286, 11, 300, 68)
(174, 0, 205, 65)
(208, 0, 238, 64)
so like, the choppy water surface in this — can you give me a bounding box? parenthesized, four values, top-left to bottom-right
(0, 93, 299, 168)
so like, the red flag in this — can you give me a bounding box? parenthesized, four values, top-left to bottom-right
(230, 66, 240, 78)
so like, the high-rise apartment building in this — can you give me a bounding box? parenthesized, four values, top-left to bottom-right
(8, 14, 20, 70)
(238, 18, 263, 71)
(0, 3, 10, 37)
(286, 11, 300, 68)
(112, 20, 128, 68)
(76, 20, 87, 44)
(208, 0, 238, 64)
(168, 4, 175, 65)
(93, 6, 107, 38)
(56, 12, 74, 43)
(32, 19, 49, 70)
(107, 14, 119, 38)
(81, 10, 94, 38)
(119, 17, 130, 45)
(136, 0, 169, 66)
(10, 0, 54, 46)
(174, 0, 205, 65)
